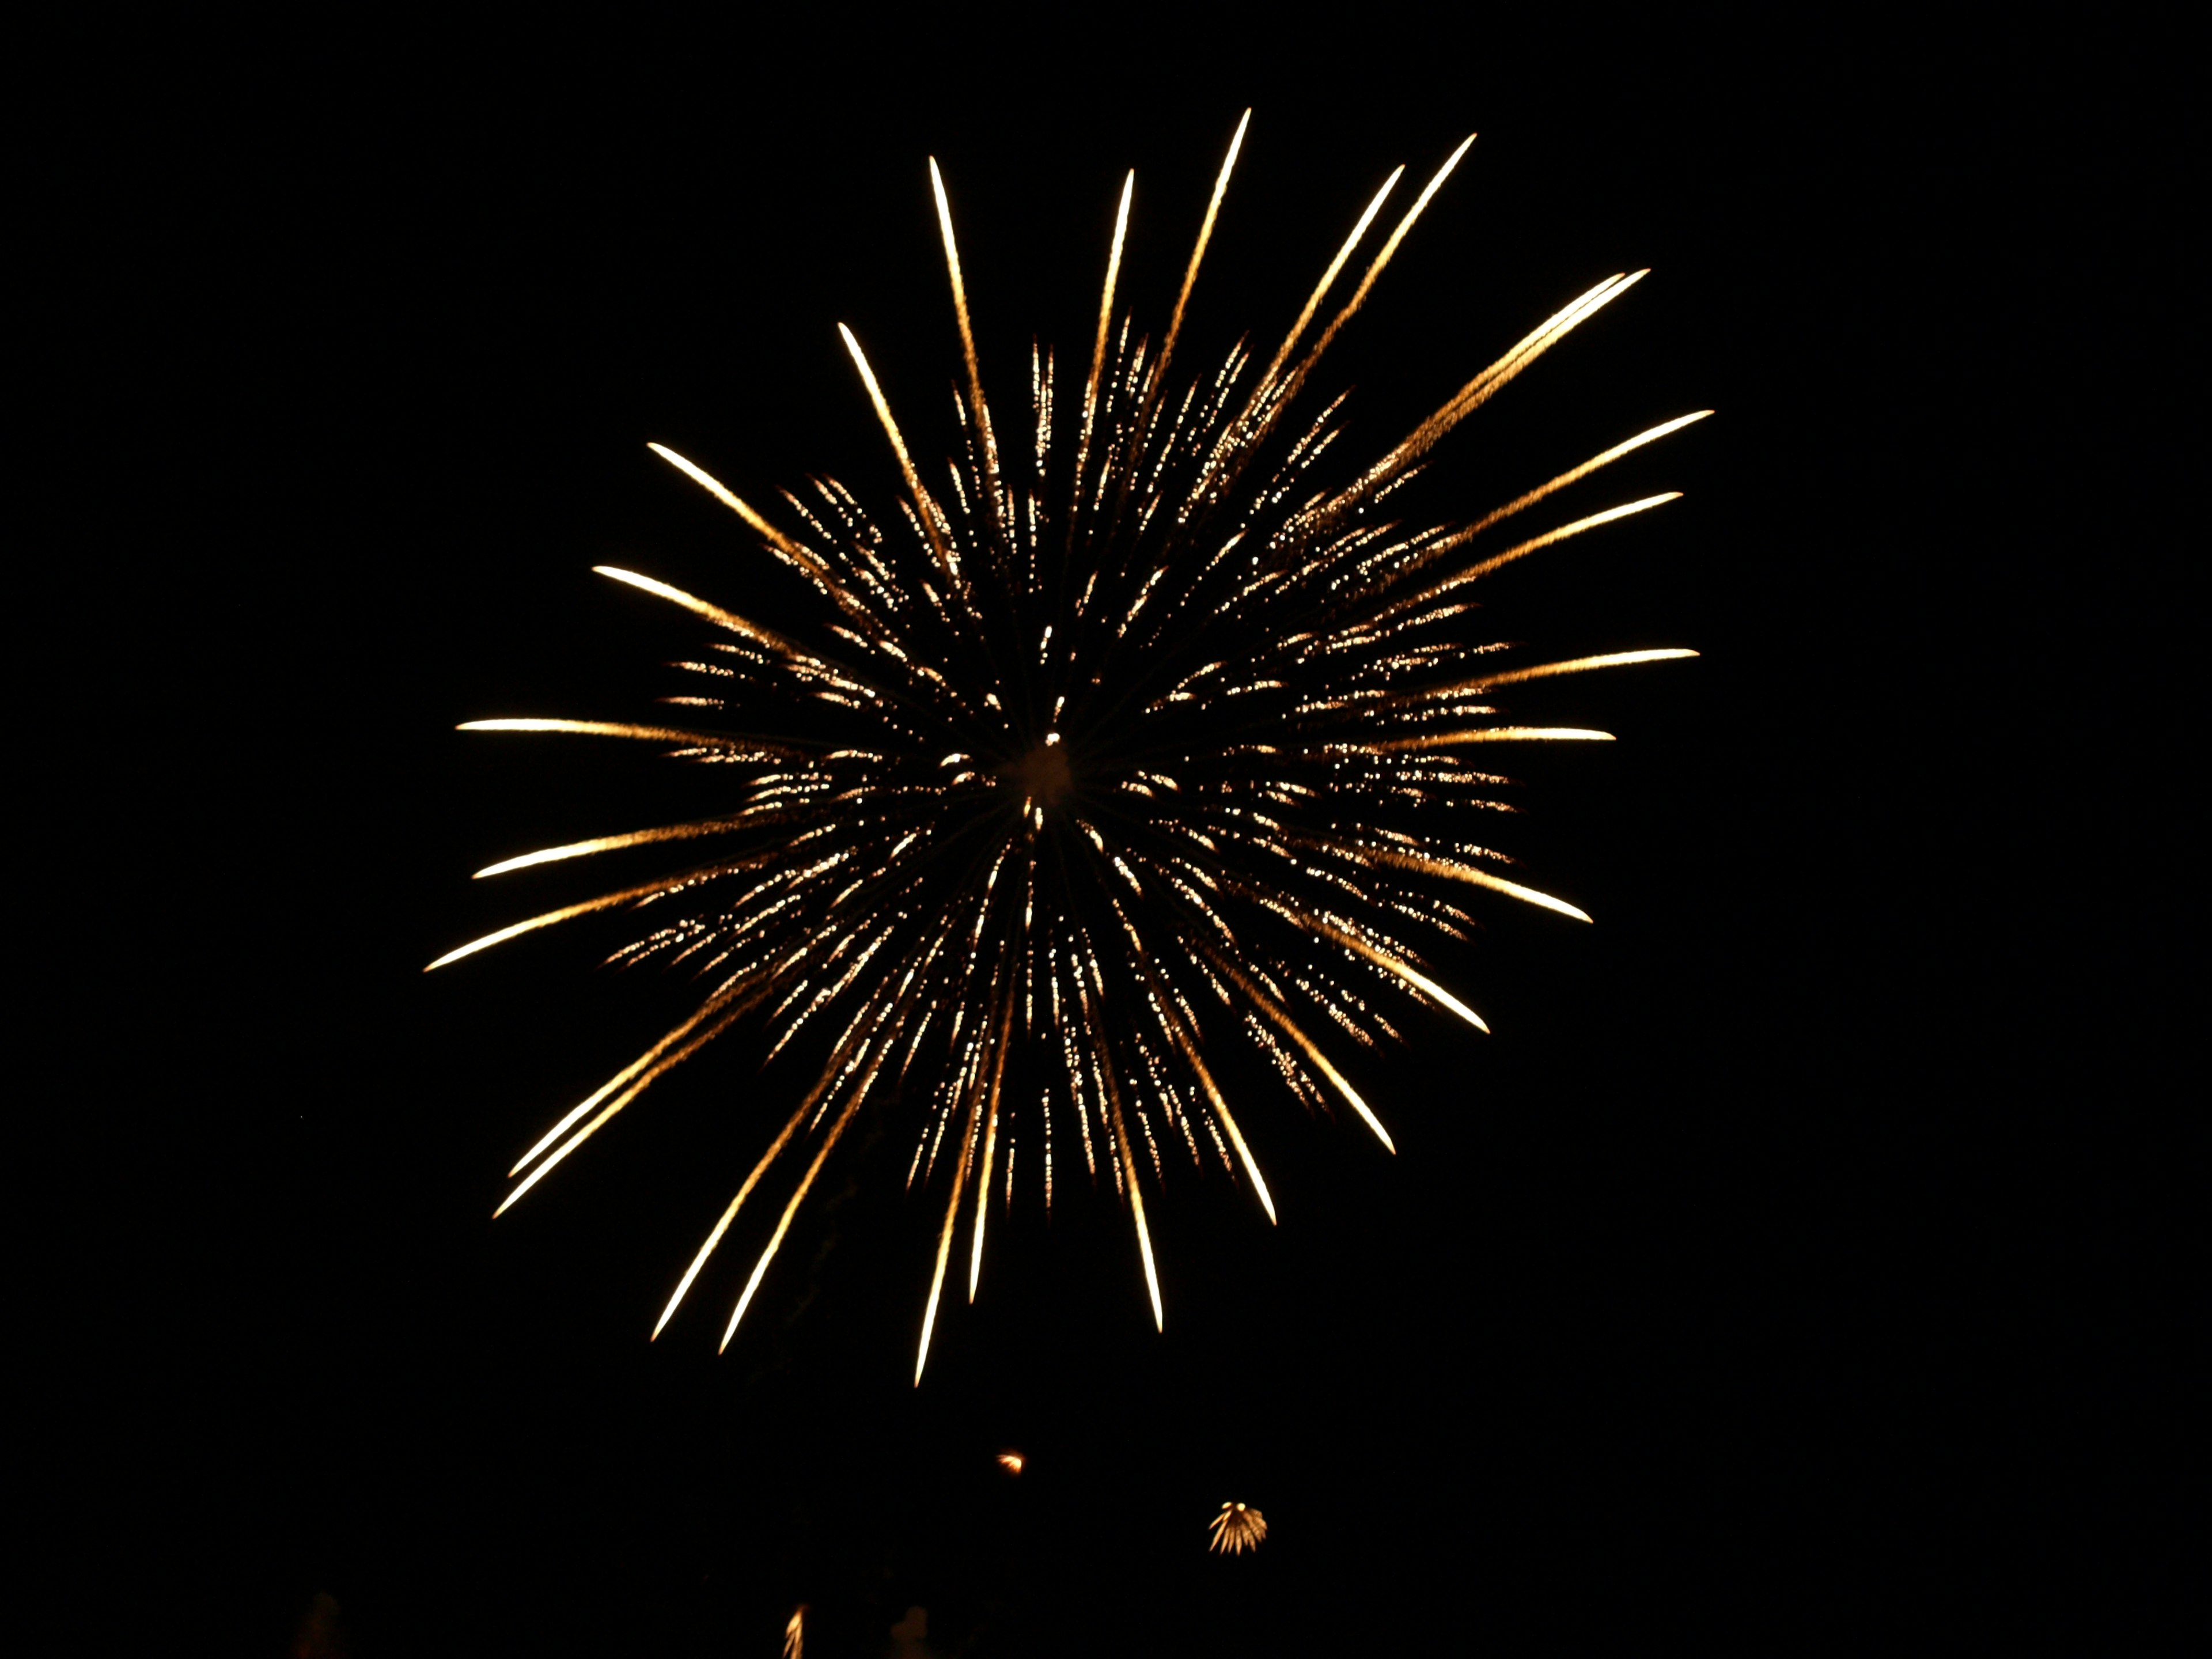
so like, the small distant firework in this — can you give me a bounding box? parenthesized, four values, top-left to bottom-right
(1209, 1501, 1268, 1554)
(432, 111, 1701, 1380)
(783, 1604, 805, 1659)
(997, 1451, 1026, 1475)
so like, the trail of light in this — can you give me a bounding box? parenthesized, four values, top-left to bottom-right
(1289, 910, 1488, 1033)
(1445, 647, 1699, 695)
(929, 157, 1006, 532)
(493, 993, 758, 1217)
(510, 978, 763, 1176)
(1369, 847, 1594, 922)
(424, 868, 753, 971)
(839, 323, 959, 581)
(1437, 494, 1682, 593)
(1151, 108, 1249, 404)
(967, 994, 1013, 1303)
(1074, 172, 1135, 501)
(474, 815, 758, 879)
(719, 1051, 884, 1353)
(1167, 1019, 1277, 1222)
(1253, 167, 1404, 397)
(650, 1041, 857, 1338)
(1032, 344, 1053, 479)
(1212, 952, 1396, 1153)
(1346, 273, 1643, 510)
(1363, 726, 1616, 753)
(1291, 134, 1475, 383)
(1459, 412, 1711, 540)
(646, 444, 859, 613)
(1102, 1063, 1165, 1330)
(592, 566, 819, 661)
(1446, 271, 1645, 422)
(456, 717, 749, 748)
(916, 1066, 983, 1383)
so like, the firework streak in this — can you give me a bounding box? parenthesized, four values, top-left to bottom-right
(429, 114, 1704, 1381)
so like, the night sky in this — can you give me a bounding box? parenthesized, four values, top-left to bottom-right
(85, 19, 2175, 1656)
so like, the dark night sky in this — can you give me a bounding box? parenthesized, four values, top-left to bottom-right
(59, 17, 2181, 1657)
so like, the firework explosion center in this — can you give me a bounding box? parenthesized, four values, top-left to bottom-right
(1006, 733, 1075, 813)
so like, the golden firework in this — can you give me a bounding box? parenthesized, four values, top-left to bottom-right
(1209, 1501, 1268, 1554)
(996, 1451, 1025, 1475)
(783, 1604, 805, 1659)
(431, 112, 1702, 1380)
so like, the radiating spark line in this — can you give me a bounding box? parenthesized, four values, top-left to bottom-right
(1362, 726, 1617, 752)
(1447, 494, 1681, 590)
(652, 1043, 861, 1338)
(1150, 109, 1249, 411)
(1169, 1022, 1277, 1222)
(1347, 273, 1647, 511)
(425, 869, 750, 971)
(1457, 412, 1712, 541)
(720, 1057, 881, 1353)
(474, 816, 758, 879)
(490, 968, 812, 1212)
(1104, 1072, 1165, 1331)
(1445, 647, 1700, 694)
(916, 1066, 982, 1383)
(840, 324, 958, 581)
(511, 979, 762, 1177)
(455, 717, 747, 747)
(590, 565, 824, 659)
(1254, 168, 1404, 396)
(1074, 172, 1135, 496)
(1441, 271, 1648, 432)
(929, 157, 1006, 532)
(1290, 134, 1475, 385)
(1287, 910, 1489, 1032)
(1211, 952, 1395, 1154)
(647, 444, 859, 611)
(968, 993, 1013, 1302)
(1368, 849, 1594, 922)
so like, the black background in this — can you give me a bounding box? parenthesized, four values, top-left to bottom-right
(53, 14, 2180, 1656)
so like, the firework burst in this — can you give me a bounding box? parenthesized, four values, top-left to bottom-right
(430, 112, 1702, 1380)
(1210, 1501, 1268, 1555)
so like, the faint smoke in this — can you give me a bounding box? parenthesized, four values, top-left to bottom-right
(289, 1591, 349, 1659)
(886, 1603, 936, 1658)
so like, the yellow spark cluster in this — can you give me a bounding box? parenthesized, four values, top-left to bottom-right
(430, 113, 1702, 1381)
(1209, 1501, 1269, 1554)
